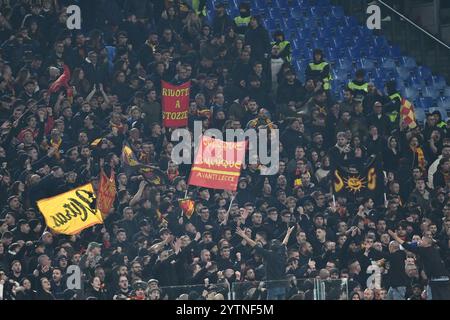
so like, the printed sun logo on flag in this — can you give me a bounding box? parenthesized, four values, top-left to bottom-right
(344, 176, 366, 193)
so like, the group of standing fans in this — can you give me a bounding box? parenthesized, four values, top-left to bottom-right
(0, 0, 449, 300)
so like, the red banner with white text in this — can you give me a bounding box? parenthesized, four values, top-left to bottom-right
(161, 80, 190, 128)
(188, 136, 246, 191)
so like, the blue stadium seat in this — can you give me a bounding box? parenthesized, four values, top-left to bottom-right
(263, 19, 279, 31)
(325, 47, 338, 61)
(396, 66, 411, 81)
(268, 8, 283, 20)
(408, 77, 426, 89)
(344, 16, 358, 29)
(333, 68, 350, 81)
(372, 35, 389, 48)
(437, 97, 450, 110)
(388, 45, 402, 58)
(294, 0, 307, 7)
(381, 58, 396, 70)
(423, 87, 440, 99)
(331, 6, 345, 19)
(430, 76, 447, 90)
(416, 97, 434, 110)
(275, 0, 289, 8)
(357, 58, 375, 70)
(338, 57, 353, 71)
(400, 56, 418, 69)
(251, 0, 268, 10)
(417, 66, 432, 82)
(404, 87, 419, 101)
(415, 108, 426, 124)
(284, 17, 301, 30)
(347, 47, 362, 60)
(290, 7, 305, 18)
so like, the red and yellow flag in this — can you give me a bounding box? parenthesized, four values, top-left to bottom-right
(400, 98, 417, 129)
(179, 198, 195, 219)
(97, 170, 116, 217)
(188, 136, 246, 191)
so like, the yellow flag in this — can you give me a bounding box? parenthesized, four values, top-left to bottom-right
(37, 183, 104, 235)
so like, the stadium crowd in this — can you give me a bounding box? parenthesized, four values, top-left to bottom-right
(0, 0, 449, 301)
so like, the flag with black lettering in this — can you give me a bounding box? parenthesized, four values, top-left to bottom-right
(37, 183, 103, 235)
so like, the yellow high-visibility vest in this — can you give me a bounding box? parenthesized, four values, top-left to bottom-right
(348, 81, 369, 93)
(309, 62, 332, 90)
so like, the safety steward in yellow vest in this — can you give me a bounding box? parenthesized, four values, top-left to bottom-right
(383, 80, 402, 125)
(306, 49, 332, 90)
(348, 69, 369, 100)
(234, 2, 251, 36)
(271, 30, 291, 63)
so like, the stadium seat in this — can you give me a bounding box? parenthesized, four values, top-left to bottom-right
(404, 87, 419, 101)
(381, 58, 396, 70)
(423, 86, 440, 99)
(437, 97, 450, 110)
(430, 76, 447, 90)
(388, 45, 402, 58)
(417, 66, 433, 82)
(415, 108, 426, 124)
(396, 66, 411, 81)
(416, 97, 434, 110)
(444, 87, 450, 97)
(275, 0, 289, 8)
(333, 69, 350, 81)
(331, 6, 345, 19)
(400, 56, 418, 69)
(290, 7, 305, 18)
(408, 77, 426, 89)
(268, 8, 283, 20)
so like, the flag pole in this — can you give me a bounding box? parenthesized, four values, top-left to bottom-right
(227, 194, 236, 215)
(39, 226, 49, 241)
(332, 194, 336, 207)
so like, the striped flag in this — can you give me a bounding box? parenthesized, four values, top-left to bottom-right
(400, 98, 417, 129)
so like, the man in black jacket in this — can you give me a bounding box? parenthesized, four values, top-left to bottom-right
(389, 230, 450, 300)
(244, 16, 271, 62)
(236, 226, 294, 300)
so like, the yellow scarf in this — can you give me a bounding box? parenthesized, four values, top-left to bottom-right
(50, 138, 62, 160)
(414, 147, 425, 170)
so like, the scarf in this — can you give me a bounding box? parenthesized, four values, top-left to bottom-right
(50, 138, 62, 160)
(167, 168, 179, 182)
(413, 147, 425, 170)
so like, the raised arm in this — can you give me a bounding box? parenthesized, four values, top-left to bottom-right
(282, 226, 295, 246)
(236, 227, 257, 247)
(388, 230, 405, 245)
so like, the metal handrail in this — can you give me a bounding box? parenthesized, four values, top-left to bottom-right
(376, 0, 450, 50)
